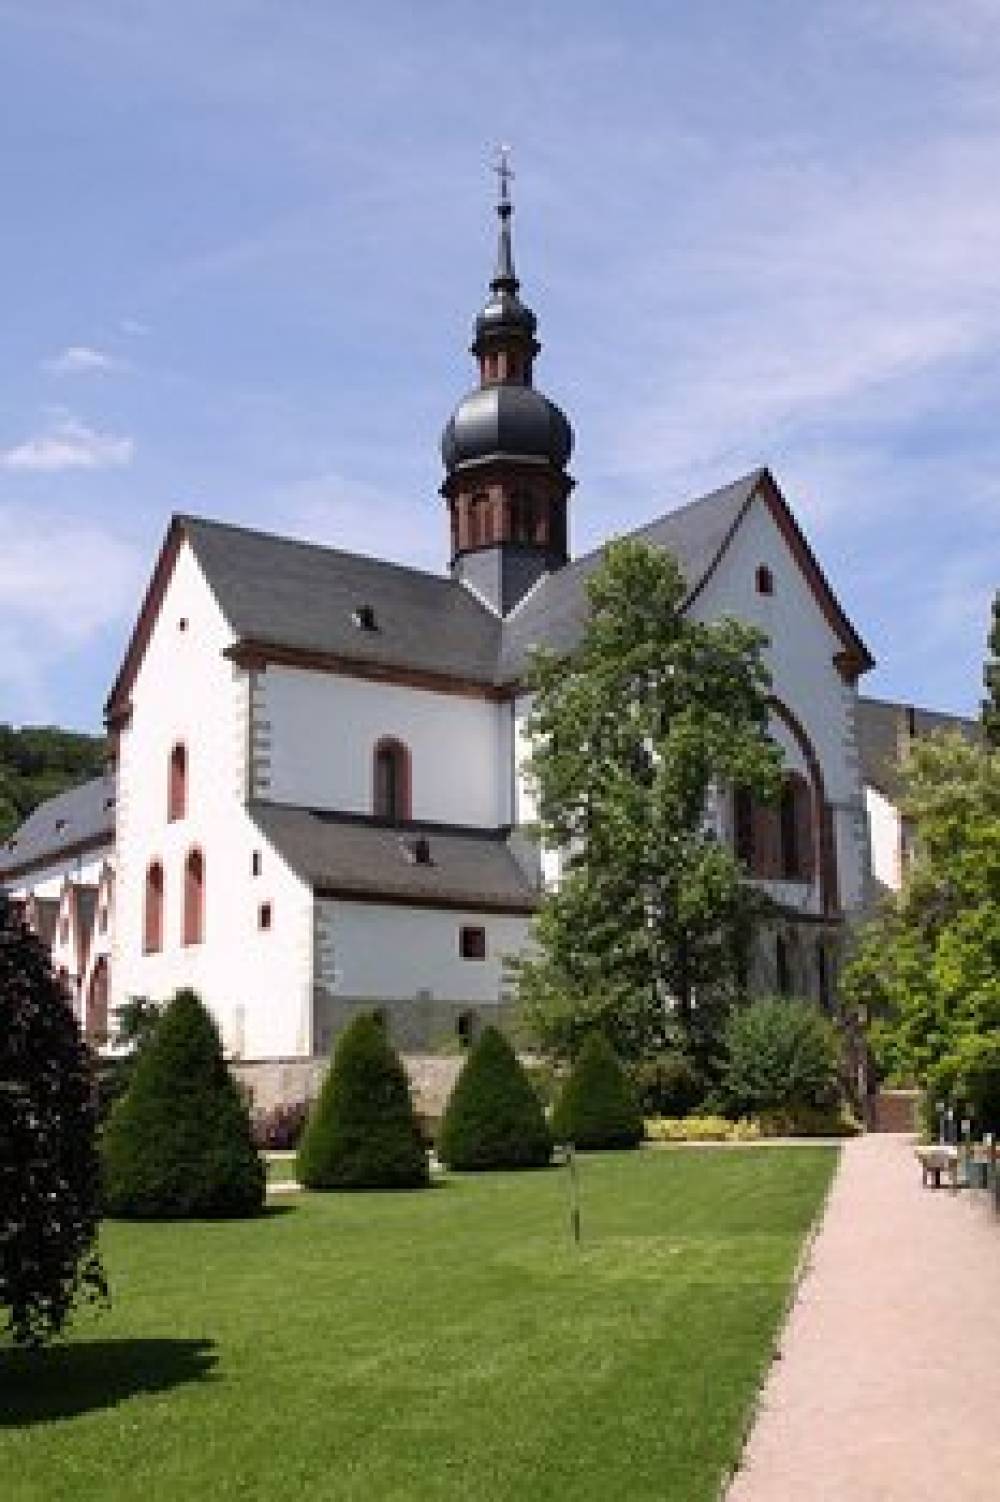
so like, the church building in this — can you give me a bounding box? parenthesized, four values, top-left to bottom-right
(3, 168, 887, 1078)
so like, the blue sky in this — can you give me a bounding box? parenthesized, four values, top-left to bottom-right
(1, 0, 997, 731)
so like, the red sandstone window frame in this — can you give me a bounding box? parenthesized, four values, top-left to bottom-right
(144, 859, 164, 954)
(182, 847, 205, 947)
(168, 741, 188, 822)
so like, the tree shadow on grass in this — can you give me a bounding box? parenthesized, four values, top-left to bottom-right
(0, 1337, 217, 1426)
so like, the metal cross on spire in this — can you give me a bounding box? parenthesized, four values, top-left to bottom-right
(494, 143, 514, 210)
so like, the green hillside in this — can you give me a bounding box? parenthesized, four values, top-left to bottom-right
(0, 725, 107, 842)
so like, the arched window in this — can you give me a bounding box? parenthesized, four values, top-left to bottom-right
(168, 742, 187, 821)
(182, 848, 205, 946)
(756, 564, 774, 596)
(373, 738, 411, 822)
(468, 494, 489, 549)
(780, 774, 814, 881)
(144, 860, 164, 953)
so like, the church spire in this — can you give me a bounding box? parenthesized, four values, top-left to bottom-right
(439, 151, 575, 615)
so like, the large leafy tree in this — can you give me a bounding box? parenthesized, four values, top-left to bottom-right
(983, 589, 1000, 750)
(843, 732, 1000, 1093)
(515, 540, 781, 1066)
(0, 894, 107, 1345)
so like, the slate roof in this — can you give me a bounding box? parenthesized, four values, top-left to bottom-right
(172, 470, 769, 689)
(250, 803, 541, 912)
(0, 775, 115, 881)
(107, 464, 870, 726)
(181, 516, 501, 682)
(856, 696, 980, 801)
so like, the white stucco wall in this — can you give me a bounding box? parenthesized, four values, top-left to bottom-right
(315, 898, 530, 1007)
(258, 666, 511, 827)
(866, 785, 902, 893)
(113, 540, 314, 1058)
(688, 492, 870, 915)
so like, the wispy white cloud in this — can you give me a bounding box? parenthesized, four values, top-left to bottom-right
(0, 504, 145, 721)
(1, 416, 134, 472)
(42, 344, 123, 376)
(119, 317, 149, 337)
(0, 506, 143, 639)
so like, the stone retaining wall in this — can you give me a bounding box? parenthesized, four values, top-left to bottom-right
(232, 1053, 465, 1121)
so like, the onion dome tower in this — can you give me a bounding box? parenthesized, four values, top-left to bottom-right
(441, 150, 574, 615)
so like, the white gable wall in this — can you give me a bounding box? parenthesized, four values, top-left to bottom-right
(510, 496, 870, 915)
(258, 666, 511, 826)
(688, 493, 870, 914)
(113, 540, 314, 1058)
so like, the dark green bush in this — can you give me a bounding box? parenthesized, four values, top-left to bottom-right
(1, 895, 107, 1345)
(632, 1050, 706, 1118)
(438, 1027, 552, 1171)
(552, 1032, 643, 1150)
(94, 996, 162, 1125)
(296, 1013, 428, 1190)
(102, 988, 265, 1219)
(717, 997, 841, 1119)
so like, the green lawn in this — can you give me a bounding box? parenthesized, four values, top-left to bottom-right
(0, 1147, 837, 1502)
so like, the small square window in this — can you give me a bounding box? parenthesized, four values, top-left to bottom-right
(459, 925, 486, 961)
(756, 565, 774, 596)
(251, 850, 262, 878)
(258, 902, 272, 931)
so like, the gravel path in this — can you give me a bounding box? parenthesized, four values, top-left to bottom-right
(727, 1133, 1000, 1502)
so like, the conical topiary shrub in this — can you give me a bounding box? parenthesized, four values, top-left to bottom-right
(102, 988, 265, 1219)
(551, 1032, 643, 1150)
(296, 1013, 428, 1190)
(438, 1026, 552, 1171)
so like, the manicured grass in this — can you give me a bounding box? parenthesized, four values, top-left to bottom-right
(0, 1147, 837, 1502)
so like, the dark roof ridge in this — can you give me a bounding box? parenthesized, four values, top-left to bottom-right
(565, 466, 767, 573)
